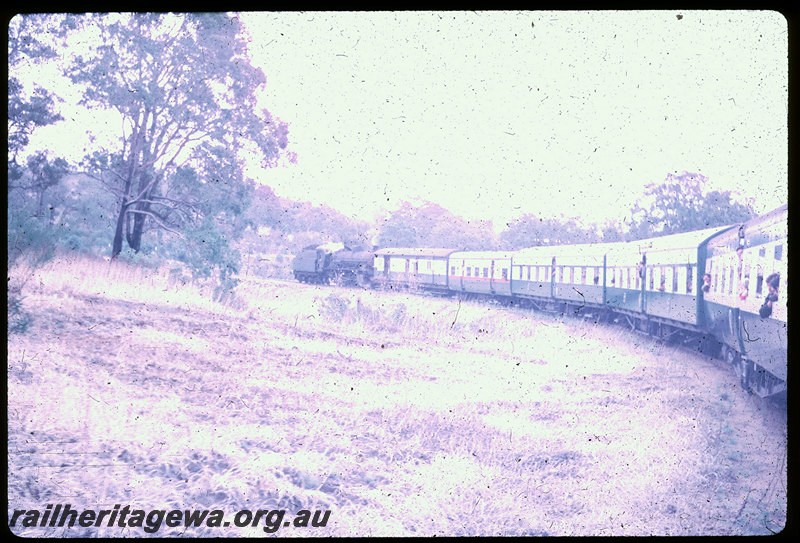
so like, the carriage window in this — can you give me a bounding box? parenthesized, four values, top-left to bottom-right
(451, 266, 455, 276)
(527, 266, 531, 281)
(581, 267, 587, 284)
(775, 244, 783, 261)
(502, 268, 508, 280)
(649, 268, 655, 290)
(756, 269, 764, 295)
(672, 266, 678, 292)
(405, 259, 410, 272)
(720, 263, 726, 294)
(687, 265, 694, 293)
(569, 267, 575, 283)
(481, 267, 487, 278)
(728, 268, 735, 295)
(558, 266, 564, 282)
(466, 266, 472, 277)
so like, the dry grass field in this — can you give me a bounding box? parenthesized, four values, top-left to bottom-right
(7, 255, 787, 536)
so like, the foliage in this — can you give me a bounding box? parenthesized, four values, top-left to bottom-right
(10, 152, 71, 219)
(498, 214, 600, 249)
(7, 192, 59, 267)
(630, 171, 755, 238)
(240, 185, 372, 260)
(7, 289, 32, 335)
(165, 217, 243, 289)
(62, 13, 291, 281)
(7, 193, 59, 336)
(6, 200, 51, 335)
(376, 201, 495, 249)
(54, 174, 118, 254)
(598, 219, 626, 242)
(7, 15, 69, 164)
(245, 185, 286, 230)
(7, 15, 76, 273)
(8, 80, 63, 165)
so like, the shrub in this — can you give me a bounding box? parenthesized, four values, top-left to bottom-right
(7, 286, 31, 335)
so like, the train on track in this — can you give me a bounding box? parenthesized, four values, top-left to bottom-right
(292, 204, 788, 398)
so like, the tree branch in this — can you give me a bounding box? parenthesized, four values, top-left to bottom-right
(126, 208, 183, 236)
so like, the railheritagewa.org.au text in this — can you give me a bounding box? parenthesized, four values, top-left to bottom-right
(9, 504, 331, 534)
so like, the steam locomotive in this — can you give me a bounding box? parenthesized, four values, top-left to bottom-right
(292, 204, 787, 398)
(292, 242, 374, 286)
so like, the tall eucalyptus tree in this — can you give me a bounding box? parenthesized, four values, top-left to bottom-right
(67, 13, 291, 281)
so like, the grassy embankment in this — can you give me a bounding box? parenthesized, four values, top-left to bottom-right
(7, 254, 787, 536)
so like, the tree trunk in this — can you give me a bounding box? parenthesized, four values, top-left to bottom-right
(129, 202, 149, 253)
(111, 200, 128, 259)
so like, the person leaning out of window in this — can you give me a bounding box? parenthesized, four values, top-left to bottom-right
(759, 273, 780, 318)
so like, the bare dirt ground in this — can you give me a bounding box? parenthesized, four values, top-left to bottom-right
(7, 259, 787, 536)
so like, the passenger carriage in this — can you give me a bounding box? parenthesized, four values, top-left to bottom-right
(548, 243, 609, 308)
(510, 245, 556, 300)
(373, 248, 456, 291)
(703, 204, 787, 395)
(602, 241, 647, 315)
(639, 227, 732, 328)
(448, 251, 515, 296)
(511, 243, 612, 307)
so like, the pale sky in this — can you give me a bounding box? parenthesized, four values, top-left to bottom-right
(19, 11, 788, 231)
(243, 10, 788, 229)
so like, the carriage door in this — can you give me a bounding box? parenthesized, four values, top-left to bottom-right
(639, 254, 647, 313)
